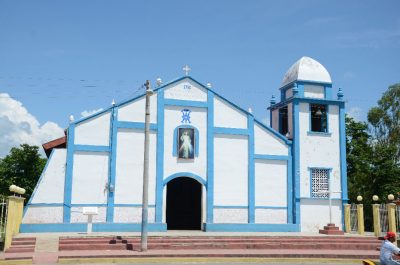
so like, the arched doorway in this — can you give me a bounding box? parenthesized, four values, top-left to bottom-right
(166, 177, 202, 230)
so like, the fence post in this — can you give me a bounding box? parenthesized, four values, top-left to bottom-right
(357, 203, 365, 235)
(4, 196, 25, 250)
(344, 204, 351, 233)
(373, 203, 381, 237)
(387, 203, 397, 245)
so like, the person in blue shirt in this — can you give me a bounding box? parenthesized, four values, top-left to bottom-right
(380, 231, 400, 265)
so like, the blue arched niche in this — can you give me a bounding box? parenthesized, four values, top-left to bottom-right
(172, 125, 199, 157)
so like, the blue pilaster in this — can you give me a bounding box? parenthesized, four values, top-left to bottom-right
(63, 124, 75, 223)
(206, 91, 214, 223)
(106, 107, 118, 222)
(155, 90, 165, 223)
(293, 100, 301, 225)
(339, 101, 348, 226)
(287, 145, 293, 223)
(248, 114, 255, 223)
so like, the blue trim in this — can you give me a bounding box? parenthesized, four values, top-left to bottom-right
(164, 98, 208, 108)
(106, 107, 118, 222)
(204, 223, 300, 232)
(254, 154, 290, 160)
(214, 127, 248, 135)
(297, 83, 304, 98)
(307, 131, 332, 136)
(163, 172, 207, 187)
(293, 100, 300, 226)
(117, 121, 157, 131)
(26, 203, 64, 207)
(63, 124, 75, 223)
(248, 114, 255, 223)
(206, 90, 214, 223)
(74, 145, 109, 152)
(339, 101, 348, 228)
(23, 149, 56, 217)
(155, 89, 165, 223)
(309, 167, 332, 198)
(172, 125, 199, 157)
(114, 204, 156, 207)
(73, 109, 112, 125)
(279, 80, 332, 91)
(269, 97, 343, 111)
(255, 206, 288, 209)
(20, 223, 167, 233)
(287, 147, 293, 223)
(214, 206, 248, 209)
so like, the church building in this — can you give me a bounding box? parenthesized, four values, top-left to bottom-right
(21, 56, 348, 233)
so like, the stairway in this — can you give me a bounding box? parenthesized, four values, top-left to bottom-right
(5, 237, 36, 253)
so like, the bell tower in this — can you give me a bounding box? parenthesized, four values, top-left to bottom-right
(269, 56, 347, 232)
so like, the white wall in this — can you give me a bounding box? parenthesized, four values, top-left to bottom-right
(214, 209, 248, 223)
(255, 209, 286, 224)
(299, 103, 341, 198)
(163, 106, 207, 181)
(214, 97, 248, 129)
(164, 79, 207, 102)
(114, 207, 155, 223)
(74, 112, 111, 146)
(304, 85, 325, 99)
(114, 129, 157, 204)
(31, 149, 66, 204)
(254, 124, 289, 156)
(214, 135, 248, 206)
(71, 152, 109, 204)
(23, 207, 63, 224)
(300, 199, 342, 231)
(118, 94, 158, 123)
(255, 160, 287, 207)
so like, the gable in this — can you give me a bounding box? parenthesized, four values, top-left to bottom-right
(74, 111, 111, 146)
(214, 96, 248, 129)
(254, 123, 289, 156)
(164, 79, 207, 102)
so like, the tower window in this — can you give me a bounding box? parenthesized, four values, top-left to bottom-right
(279, 106, 288, 136)
(311, 168, 330, 198)
(310, 104, 327, 132)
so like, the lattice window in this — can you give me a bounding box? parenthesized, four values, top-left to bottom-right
(311, 168, 329, 198)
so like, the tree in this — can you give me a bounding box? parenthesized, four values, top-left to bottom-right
(0, 144, 47, 201)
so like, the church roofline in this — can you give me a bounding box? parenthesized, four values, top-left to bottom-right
(69, 75, 291, 145)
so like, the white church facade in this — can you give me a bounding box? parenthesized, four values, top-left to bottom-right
(21, 57, 348, 233)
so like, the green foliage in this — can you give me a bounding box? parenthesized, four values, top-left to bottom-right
(0, 144, 47, 201)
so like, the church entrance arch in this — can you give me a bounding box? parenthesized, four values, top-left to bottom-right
(166, 177, 202, 230)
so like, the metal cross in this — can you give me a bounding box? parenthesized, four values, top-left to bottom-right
(183, 65, 191, 76)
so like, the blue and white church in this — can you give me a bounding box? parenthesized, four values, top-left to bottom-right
(21, 56, 348, 233)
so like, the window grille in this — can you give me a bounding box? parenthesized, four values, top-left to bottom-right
(311, 168, 329, 198)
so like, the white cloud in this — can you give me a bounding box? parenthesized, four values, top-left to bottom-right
(347, 107, 362, 121)
(0, 93, 64, 158)
(81, 108, 103, 118)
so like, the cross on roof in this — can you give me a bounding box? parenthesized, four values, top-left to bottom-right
(183, 65, 191, 76)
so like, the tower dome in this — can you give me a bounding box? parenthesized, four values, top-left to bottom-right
(281, 56, 332, 87)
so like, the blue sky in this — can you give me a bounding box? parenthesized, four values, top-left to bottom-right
(0, 0, 399, 156)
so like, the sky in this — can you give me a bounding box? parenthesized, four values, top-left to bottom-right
(0, 0, 399, 157)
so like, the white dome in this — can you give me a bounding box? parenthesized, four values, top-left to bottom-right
(281, 56, 332, 87)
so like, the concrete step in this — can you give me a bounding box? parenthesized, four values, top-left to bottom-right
(12, 237, 36, 241)
(5, 246, 35, 253)
(11, 240, 36, 246)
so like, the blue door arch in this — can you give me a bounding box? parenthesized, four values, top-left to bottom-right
(164, 174, 205, 230)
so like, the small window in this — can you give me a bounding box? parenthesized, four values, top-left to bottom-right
(311, 168, 329, 198)
(279, 106, 288, 136)
(310, 104, 327, 132)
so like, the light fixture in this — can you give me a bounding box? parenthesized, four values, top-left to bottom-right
(156, 77, 162, 86)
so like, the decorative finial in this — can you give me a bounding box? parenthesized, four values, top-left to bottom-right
(183, 65, 191, 76)
(156, 77, 163, 86)
(337, 87, 344, 100)
(285, 132, 291, 138)
(248, 107, 252, 113)
(111, 99, 116, 106)
(270, 95, 276, 106)
(206, 82, 212, 88)
(69, 115, 74, 123)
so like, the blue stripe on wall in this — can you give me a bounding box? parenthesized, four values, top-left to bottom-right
(214, 127, 248, 135)
(254, 154, 290, 160)
(248, 114, 255, 223)
(206, 90, 214, 223)
(164, 98, 208, 108)
(287, 146, 293, 223)
(293, 99, 301, 225)
(155, 90, 165, 223)
(74, 145, 109, 152)
(63, 124, 75, 223)
(117, 121, 157, 131)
